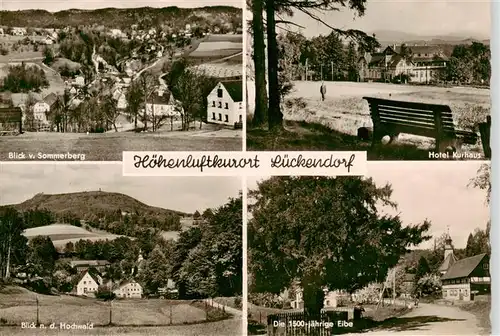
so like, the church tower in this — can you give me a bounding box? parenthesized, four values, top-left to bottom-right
(439, 227, 458, 276)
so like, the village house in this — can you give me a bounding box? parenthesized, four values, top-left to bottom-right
(145, 90, 181, 117)
(112, 280, 143, 299)
(75, 270, 102, 296)
(70, 260, 111, 273)
(207, 81, 243, 127)
(72, 76, 85, 87)
(440, 235, 490, 301)
(112, 87, 128, 110)
(358, 45, 447, 83)
(11, 27, 27, 36)
(32, 99, 50, 125)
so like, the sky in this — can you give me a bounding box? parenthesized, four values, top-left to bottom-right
(0, 164, 241, 213)
(1, 0, 242, 11)
(270, 0, 491, 39)
(247, 161, 490, 250)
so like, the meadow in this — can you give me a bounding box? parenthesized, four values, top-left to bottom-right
(247, 81, 490, 159)
(0, 125, 242, 161)
(23, 224, 123, 249)
(0, 287, 240, 336)
(186, 34, 242, 64)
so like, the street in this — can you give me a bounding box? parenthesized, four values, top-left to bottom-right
(344, 303, 483, 335)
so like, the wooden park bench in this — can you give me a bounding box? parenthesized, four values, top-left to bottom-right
(363, 97, 478, 152)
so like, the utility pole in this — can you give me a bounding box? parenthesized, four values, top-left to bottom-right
(305, 59, 308, 81)
(321, 64, 323, 81)
(36, 296, 39, 326)
(392, 268, 396, 305)
(331, 62, 333, 81)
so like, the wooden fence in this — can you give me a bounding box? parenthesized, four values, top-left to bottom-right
(267, 310, 350, 336)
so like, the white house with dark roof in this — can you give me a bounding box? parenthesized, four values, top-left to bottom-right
(75, 270, 102, 296)
(207, 81, 243, 127)
(440, 235, 490, 301)
(112, 279, 143, 298)
(145, 90, 181, 117)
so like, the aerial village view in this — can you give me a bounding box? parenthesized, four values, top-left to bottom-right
(0, 3, 243, 160)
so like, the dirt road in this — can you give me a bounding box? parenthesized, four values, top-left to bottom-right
(344, 303, 483, 335)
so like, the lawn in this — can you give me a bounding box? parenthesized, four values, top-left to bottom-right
(0, 130, 242, 161)
(247, 81, 490, 160)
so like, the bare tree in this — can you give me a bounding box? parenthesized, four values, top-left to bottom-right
(138, 71, 157, 131)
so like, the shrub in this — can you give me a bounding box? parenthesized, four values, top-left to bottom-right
(456, 104, 490, 132)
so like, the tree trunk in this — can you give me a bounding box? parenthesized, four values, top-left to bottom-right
(251, 0, 268, 128)
(5, 235, 11, 280)
(134, 115, 138, 129)
(301, 271, 324, 318)
(170, 117, 173, 131)
(265, 0, 283, 132)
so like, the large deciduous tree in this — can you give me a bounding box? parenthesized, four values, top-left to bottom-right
(249, 176, 431, 315)
(0, 207, 27, 280)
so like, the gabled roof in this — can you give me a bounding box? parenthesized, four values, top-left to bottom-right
(438, 253, 458, 273)
(220, 81, 242, 102)
(75, 270, 101, 286)
(441, 253, 488, 280)
(150, 91, 172, 105)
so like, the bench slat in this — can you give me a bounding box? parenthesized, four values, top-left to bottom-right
(376, 106, 454, 122)
(364, 97, 453, 112)
(373, 104, 436, 117)
(376, 109, 455, 127)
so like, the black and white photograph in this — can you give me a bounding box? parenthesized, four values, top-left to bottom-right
(0, 0, 243, 161)
(0, 164, 243, 335)
(246, 0, 491, 160)
(247, 162, 490, 335)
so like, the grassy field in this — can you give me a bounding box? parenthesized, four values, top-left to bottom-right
(247, 81, 490, 159)
(0, 129, 242, 161)
(23, 224, 123, 249)
(0, 287, 240, 335)
(0, 287, 217, 327)
(0, 320, 242, 336)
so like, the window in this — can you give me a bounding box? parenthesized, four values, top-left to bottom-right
(225, 115, 229, 122)
(218, 113, 222, 121)
(212, 101, 215, 107)
(212, 113, 216, 120)
(218, 102, 222, 108)
(83, 281, 86, 284)
(484, 263, 489, 270)
(239, 115, 242, 122)
(225, 103, 229, 109)
(217, 88, 223, 98)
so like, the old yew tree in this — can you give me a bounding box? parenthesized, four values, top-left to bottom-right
(248, 177, 431, 316)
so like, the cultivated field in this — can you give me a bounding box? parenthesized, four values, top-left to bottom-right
(247, 80, 490, 156)
(23, 224, 123, 249)
(187, 34, 242, 64)
(0, 125, 242, 161)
